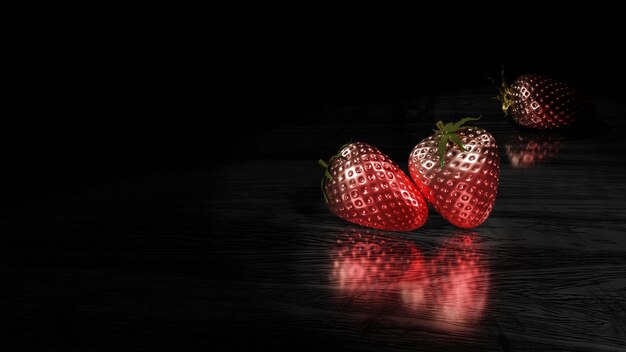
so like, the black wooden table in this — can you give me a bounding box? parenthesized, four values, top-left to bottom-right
(3, 87, 625, 351)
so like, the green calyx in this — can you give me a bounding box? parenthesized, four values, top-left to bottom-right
(488, 66, 513, 116)
(318, 141, 352, 203)
(317, 159, 333, 203)
(433, 116, 481, 169)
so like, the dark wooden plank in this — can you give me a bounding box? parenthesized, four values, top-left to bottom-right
(2, 90, 626, 351)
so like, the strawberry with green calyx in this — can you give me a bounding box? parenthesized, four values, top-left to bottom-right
(319, 142, 428, 232)
(432, 117, 482, 168)
(492, 68, 595, 129)
(409, 117, 499, 229)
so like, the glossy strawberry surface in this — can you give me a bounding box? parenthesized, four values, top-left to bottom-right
(321, 142, 428, 232)
(409, 127, 499, 228)
(503, 74, 594, 129)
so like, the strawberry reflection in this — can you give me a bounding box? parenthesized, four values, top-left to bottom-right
(504, 130, 564, 168)
(503, 119, 610, 169)
(330, 229, 489, 331)
(399, 234, 488, 331)
(330, 230, 419, 302)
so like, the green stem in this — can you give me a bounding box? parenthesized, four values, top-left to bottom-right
(434, 116, 481, 168)
(318, 142, 352, 203)
(490, 66, 513, 115)
(318, 160, 331, 203)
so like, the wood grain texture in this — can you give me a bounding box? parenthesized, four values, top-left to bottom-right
(2, 88, 625, 351)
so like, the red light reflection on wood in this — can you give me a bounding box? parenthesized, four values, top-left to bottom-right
(330, 229, 489, 331)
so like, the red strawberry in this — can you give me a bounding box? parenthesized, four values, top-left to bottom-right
(319, 142, 428, 232)
(504, 130, 564, 168)
(495, 70, 595, 129)
(330, 229, 421, 301)
(408, 117, 499, 228)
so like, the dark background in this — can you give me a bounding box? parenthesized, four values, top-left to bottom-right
(6, 1, 626, 211)
(4, 2, 626, 350)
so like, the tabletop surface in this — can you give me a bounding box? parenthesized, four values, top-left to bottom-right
(3, 87, 626, 351)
